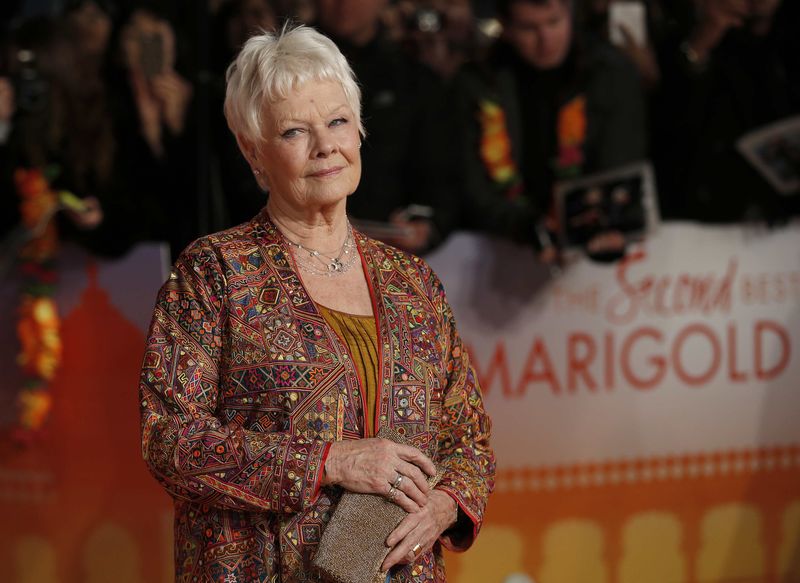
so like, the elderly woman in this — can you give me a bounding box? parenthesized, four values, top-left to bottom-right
(139, 25, 494, 582)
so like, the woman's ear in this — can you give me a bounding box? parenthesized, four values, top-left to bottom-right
(235, 134, 269, 191)
(235, 134, 258, 167)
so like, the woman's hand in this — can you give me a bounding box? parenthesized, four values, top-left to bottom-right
(323, 438, 437, 513)
(151, 71, 193, 136)
(617, 24, 660, 89)
(129, 72, 164, 156)
(65, 196, 104, 230)
(690, 0, 749, 59)
(120, 10, 176, 75)
(381, 489, 458, 572)
(386, 211, 434, 254)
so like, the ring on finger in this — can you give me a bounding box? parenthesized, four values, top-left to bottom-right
(387, 485, 399, 501)
(408, 543, 422, 558)
(392, 473, 403, 489)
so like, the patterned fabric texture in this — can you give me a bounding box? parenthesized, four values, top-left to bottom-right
(139, 209, 496, 582)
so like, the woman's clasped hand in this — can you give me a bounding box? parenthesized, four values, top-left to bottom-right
(322, 437, 458, 570)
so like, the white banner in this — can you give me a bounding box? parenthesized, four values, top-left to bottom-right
(426, 222, 800, 469)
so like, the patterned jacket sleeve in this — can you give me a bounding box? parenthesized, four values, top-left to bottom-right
(429, 271, 496, 552)
(139, 241, 329, 514)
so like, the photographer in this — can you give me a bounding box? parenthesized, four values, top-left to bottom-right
(0, 16, 107, 260)
(119, 7, 193, 160)
(108, 4, 198, 257)
(653, 0, 800, 222)
(313, 0, 459, 254)
(403, 0, 481, 81)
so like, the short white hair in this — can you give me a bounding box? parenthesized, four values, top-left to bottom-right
(224, 24, 364, 146)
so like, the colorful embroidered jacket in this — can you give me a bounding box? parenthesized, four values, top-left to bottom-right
(139, 211, 495, 582)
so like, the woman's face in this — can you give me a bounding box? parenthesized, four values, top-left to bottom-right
(68, 1, 112, 58)
(253, 79, 361, 211)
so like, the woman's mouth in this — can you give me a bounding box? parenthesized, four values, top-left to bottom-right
(309, 166, 343, 178)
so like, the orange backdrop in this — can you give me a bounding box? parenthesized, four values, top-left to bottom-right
(1, 234, 799, 583)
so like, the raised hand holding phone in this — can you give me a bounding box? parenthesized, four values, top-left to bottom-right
(608, 1, 647, 48)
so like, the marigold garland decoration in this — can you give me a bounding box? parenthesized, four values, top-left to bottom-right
(17, 296, 62, 379)
(13, 167, 63, 443)
(556, 94, 587, 178)
(478, 100, 523, 197)
(17, 168, 60, 262)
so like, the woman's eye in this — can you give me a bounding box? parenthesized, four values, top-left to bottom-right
(329, 118, 348, 127)
(281, 128, 301, 139)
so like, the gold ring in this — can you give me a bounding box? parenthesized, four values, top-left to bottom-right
(411, 543, 422, 556)
(393, 474, 403, 489)
(387, 486, 398, 501)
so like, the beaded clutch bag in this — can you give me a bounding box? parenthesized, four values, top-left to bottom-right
(313, 427, 442, 583)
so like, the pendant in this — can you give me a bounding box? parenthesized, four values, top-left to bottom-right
(329, 258, 343, 272)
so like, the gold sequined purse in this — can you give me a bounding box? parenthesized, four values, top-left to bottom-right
(312, 426, 442, 583)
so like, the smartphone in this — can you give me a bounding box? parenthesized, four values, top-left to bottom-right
(397, 204, 434, 221)
(608, 1, 647, 47)
(138, 32, 164, 78)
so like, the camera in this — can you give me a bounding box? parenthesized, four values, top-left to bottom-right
(13, 48, 49, 115)
(138, 32, 165, 79)
(409, 8, 444, 34)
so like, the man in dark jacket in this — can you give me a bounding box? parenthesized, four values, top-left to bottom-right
(453, 0, 646, 256)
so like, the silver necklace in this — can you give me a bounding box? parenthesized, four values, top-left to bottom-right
(284, 222, 357, 277)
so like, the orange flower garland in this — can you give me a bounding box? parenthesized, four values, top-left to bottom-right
(17, 296, 62, 381)
(13, 167, 63, 443)
(478, 100, 523, 198)
(479, 95, 588, 194)
(555, 95, 587, 177)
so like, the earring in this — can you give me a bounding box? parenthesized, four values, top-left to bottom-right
(358, 142, 362, 149)
(253, 169, 261, 176)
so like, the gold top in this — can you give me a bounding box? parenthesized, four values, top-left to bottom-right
(318, 305, 379, 437)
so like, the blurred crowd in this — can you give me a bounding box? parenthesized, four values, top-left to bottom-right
(1, 0, 799, 263)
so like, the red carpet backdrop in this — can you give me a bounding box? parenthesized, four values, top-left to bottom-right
(1, 222, 799, 582)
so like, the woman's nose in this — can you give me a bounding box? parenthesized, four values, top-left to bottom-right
(313, 128, 337, 158)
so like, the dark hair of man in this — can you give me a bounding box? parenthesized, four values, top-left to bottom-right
(496, 0, 571, 20)
(63, 0, 114, 17)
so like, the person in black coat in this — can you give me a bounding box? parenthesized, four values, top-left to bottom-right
(452, 0, 646, 258)
(653, 0, 800, 222)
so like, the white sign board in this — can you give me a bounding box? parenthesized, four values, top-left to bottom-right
(427, 223, 800, 469)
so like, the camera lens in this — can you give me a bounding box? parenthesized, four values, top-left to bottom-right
(415, 9, 442, 34)
(14, 49, 49, 114)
